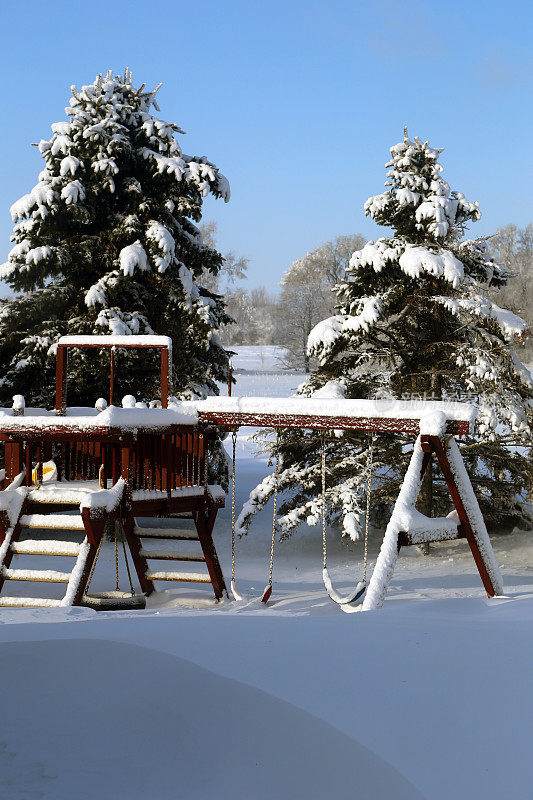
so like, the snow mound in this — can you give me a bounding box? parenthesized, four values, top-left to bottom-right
(0, 639, 422, 800)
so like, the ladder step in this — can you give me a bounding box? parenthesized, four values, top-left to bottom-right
(0, 596, 63, 607)
(145, 570, 211, 583)
(19, 514, 85, 531)
(133, 526, 199, 541)
(1, 567, 71, 583)
(139, 548, 205, 562)
(11, 540, 81, 557)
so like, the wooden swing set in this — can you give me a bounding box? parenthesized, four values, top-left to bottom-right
(197, 397, 503, 611)
(0, 336, 503, 611)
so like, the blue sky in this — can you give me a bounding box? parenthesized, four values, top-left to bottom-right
(1, 0, 531, 295)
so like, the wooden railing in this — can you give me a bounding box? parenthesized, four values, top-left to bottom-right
(1, 426, 206, 494)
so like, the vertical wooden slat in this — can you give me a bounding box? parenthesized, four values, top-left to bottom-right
(187, 432, 193, 487)
(82, 441, 88, 480)
(193, 430, 199, 485)
(121, 443, 132, 483)
(100, 443, 107, 489)
(25, 441, 32, 487)
(183, 431, 188, 486)
(35, 443, 43, 485)
(150, 435, 156, 490)
(112, 444, 119, 485)
(4, 443, 12, 487)
(138, 435, 145, 490)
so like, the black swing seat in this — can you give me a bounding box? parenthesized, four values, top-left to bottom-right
(80, 591, 146, 611)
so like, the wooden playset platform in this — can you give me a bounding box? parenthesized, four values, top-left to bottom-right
(0, 336, 226, 607)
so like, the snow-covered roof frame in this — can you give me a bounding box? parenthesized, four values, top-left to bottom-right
(55, 335, 172, 412)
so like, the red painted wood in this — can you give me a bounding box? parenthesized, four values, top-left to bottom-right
(194, 506, 226, 600)
(54, 340, 171, 412)
(25, 442, 32, 487)
(425, 435, 496, 598)
(55, 346, 67, 413)
(160, 348, 169, 409)
(198, 411, 470, 436)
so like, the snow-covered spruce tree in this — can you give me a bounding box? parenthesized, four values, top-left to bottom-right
(0, 69, 231, 413)
(238, 129, 532, 540)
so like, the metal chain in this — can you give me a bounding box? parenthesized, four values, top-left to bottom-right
(363, 433, 374, 583)
(231, 429, 237, 583)
(321, 432, 372, 582)
(118, 520, 136, 596)
(267, 430, 280, 588)
(84, 521, 107, 595)
(114, 521, 120, 591)
(321, 432, 327, 570)
(197, 431, 203, 487)
(203, 432, 209, 489)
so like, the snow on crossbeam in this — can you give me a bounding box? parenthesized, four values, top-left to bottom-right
(57, 334, 172, 349)
(197, 396, 477, 435)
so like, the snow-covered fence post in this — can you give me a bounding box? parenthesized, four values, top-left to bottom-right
(12, 395, 25, 416)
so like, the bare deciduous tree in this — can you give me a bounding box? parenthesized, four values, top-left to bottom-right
(276, 234, 366, 370)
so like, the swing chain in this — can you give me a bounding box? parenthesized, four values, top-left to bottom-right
(118, 520, 136, 596)
(114, 520, 120, 591)
(363, 433, 374, 583)
(84, 521, 107, 595)
(267, 429, 280, 588)
(231, 429, 237, 583)
(321, 431, 327, 570)
(321, 431, 373, 582)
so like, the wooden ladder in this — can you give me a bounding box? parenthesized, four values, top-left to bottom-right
(0, 500, 102, 608)
(126, 503, 227, 600)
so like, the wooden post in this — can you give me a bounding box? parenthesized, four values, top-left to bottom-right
(195, 506, 226, 600)
(25, 442, 32, 487)
(121, 442, 132, 484)
(228, 360, 232, 397)
(160, 347, 169, 408)
(426, 435, 497, 598)
(110, 348, 115, 406)
(55, 345, 68, 413)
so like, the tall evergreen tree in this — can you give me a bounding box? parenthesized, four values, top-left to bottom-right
(0, 69, 231, 407)
(239, 129, 532, 540)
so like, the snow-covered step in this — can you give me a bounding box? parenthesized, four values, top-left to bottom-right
(1, 567, 71, 583)
(133, 526, 198, 541)
(10, 540, 81, 557)
(19, 514, 85, 531)
(139, 548, 205, 562)
(0, 596, 63, 607)
(145, 570, 211, 583)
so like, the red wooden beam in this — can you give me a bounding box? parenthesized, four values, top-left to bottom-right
(197, 411, 470, 436)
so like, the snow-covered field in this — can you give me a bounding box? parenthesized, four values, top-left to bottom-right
(1, 346, 532, 800)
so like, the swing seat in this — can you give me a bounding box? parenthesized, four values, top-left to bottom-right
(322, 569, 366, 606)
(81, 590, 146, 611)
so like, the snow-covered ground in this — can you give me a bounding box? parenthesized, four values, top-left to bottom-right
(1, 346, 532, 800)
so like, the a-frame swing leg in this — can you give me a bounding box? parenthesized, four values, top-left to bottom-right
(362, 435, 503, 611)
(423, 435, 501, 599)
(194, 504, 227, 600)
